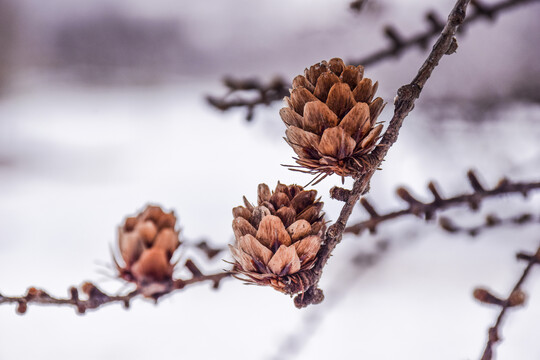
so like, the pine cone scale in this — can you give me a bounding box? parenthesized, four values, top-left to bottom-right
(268, 245, 301, 276)
(313, 72, 340, 102)
(339, 102, 370, 141)
(290, 87, 318, 115)
(326, 83, 356, 119)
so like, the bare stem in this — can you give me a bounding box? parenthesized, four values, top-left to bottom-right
(345, 173, 540, 235)
(0, 271, 232, 315)
(293, 0, 471, 308)
(351, 0, 539, 67)
(477, 244, 540, 360)
(207, 0, 536, 121)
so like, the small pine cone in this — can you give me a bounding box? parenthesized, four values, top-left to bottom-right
(281, 58, 385, 181)
(229, 183, 325, 294)
(114, 205, 181, 298)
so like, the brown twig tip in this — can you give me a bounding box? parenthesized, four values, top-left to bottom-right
(396, 187, 426, 216)
(16, 301, 27, 315)
(506, 289, 526, 307)
(478, 243, 540, 360)
(467, 169, 486, 192)
(185, 259, 204, 278)
(473, 288, 508, 307)
(294, 287, 324, 308)
(384, 26, 406, 52)
(426, 11, 445, 32)
(439, 216, 459, 233)
(427, 181, 444, 203)
(330, 186, 352, 202)
(361, 197, 379, 217)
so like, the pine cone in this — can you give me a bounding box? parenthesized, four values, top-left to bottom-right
(281, 58, 385, 182)
(229, 183, 325, 294)
(114, 205, 181, 297)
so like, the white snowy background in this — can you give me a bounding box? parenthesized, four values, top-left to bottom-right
(0, 0, 539, 359)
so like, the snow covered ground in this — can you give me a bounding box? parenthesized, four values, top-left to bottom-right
(0, 0, 539, 359)
(0, 77, 538, 360)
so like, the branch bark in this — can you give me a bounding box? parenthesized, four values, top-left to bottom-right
(207, 0, 536, 121)
(0, 271, 232, 314)
(345, 175, 540, 235)
(477, 244, 540, 360)
(292, 0, 472, 308)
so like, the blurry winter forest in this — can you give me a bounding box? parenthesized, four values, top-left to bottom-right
(0, 0, 539, 359)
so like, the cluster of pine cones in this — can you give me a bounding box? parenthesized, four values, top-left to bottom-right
(230, 58, 384, 293)
(114, 58, 383, 296)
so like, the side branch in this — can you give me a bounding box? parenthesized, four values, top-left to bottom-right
(350, 0, 539, 67)
(207, 0, 535, 121)
(439, 212, 538, 237)
(292, 0, 471, 308)
(345, 171, 540, 235)
(474, 244, 540, 360)
(206, 77, 289, 121)
(0, 268, 232, 314)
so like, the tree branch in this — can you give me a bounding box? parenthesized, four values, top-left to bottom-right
(0, 266, 232, 315)
(345, 171, 540, 235)
(292, 0, 472, 308)
(207, 0, 537, 121)
(206, 76, 289, 121)
(350, 0, 539, 67)
(474, 244, 540, 360)
(439, 212, 538, 237)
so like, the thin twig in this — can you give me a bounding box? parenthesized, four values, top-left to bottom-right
(207, 0, 536, 120)
(291, 0, 471, 308)
(182, 238, 226, 260)
(345, 172, 540, 235)
(439, 212, 538, 237)
(475, 244, 540, 360)
(351, 0, 539, 66)
(206, 77, 289, 121)
(0, 270, 232, 314)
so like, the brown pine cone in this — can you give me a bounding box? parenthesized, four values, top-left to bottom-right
(281, 58, 385, 182)
(114, 205, 180, 297)
(229, 183, 325, 294)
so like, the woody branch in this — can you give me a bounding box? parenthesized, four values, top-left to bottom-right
(207, 0, 537, 120)
(0, 259, 231, 315)
(292, 0, 471, 308)
(474, 243, 540, 360)
(344, 170, 540, 236)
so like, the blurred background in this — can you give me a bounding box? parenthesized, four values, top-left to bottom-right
(0, 0, 539, 359)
